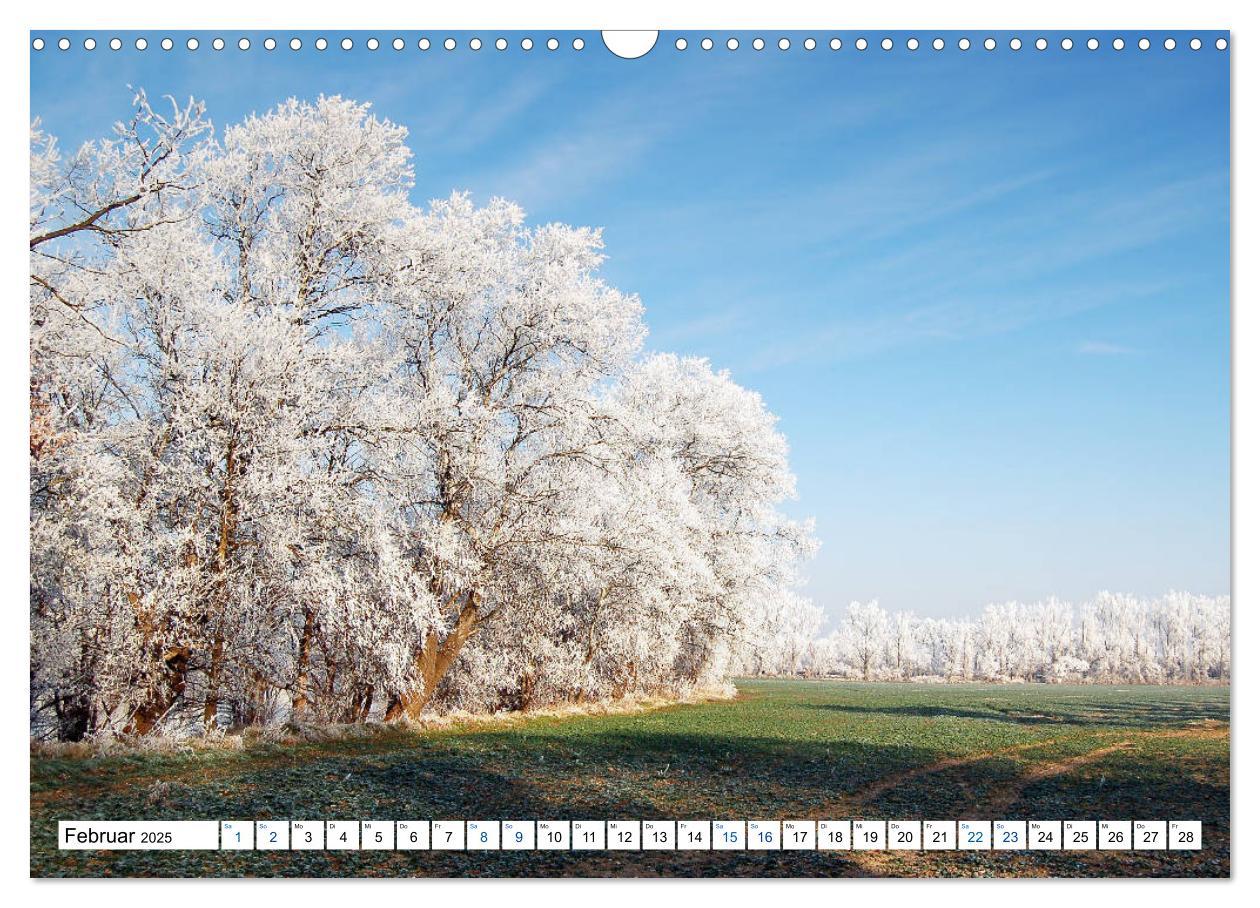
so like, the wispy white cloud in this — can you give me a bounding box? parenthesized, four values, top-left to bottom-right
(745, 280, 1170, 372)
(406, 74, 553, 156)
(647, 307, 753, 351)
(1077, 340, 1136, 356)
(722, 161, 1223, 370)
(476, 120, 660, 213)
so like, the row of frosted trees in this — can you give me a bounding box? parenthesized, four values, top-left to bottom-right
(29, 94, 816, 740)
(753, 593, 1230, 684)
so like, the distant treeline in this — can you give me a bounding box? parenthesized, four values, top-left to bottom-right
(748, 592, 1230, 684)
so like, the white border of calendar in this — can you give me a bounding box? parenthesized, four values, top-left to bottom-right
(4, 0, 1248, 904)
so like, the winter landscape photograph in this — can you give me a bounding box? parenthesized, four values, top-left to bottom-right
(29, 30, 1229, 878)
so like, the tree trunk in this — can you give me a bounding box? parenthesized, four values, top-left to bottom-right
(582, 587, 610, 664)
(384, 592, 480, 721)
(517, 671, 536, 711)
(202, 635, 226, 729)
(124, 645, 190, 735)
(53, 691, 92, 742)
(290, 607, 316, 719)
(202, 436, 239, 729)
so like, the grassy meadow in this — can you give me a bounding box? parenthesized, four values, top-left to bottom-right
(30, 680, 1229, 878)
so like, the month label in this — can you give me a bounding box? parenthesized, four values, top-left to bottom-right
(58, 821, 220, 851)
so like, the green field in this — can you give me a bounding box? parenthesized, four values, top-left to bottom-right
(30, 680, 1229, 878)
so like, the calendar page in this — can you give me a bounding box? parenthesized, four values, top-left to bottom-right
(27, 19, 1231, 883)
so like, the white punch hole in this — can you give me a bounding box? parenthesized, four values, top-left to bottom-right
(602, 31, 658, 60)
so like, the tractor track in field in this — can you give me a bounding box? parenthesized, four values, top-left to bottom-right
(972, 723, 1229, 816)
(824, 723, 1229, 878)
(972, 741, 1138, 815)
(833, 722, 1228, 822)
(838, 737, 1065, 811)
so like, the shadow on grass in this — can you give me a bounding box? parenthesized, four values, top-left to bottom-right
(30, 682, 1231, 878)
(33, 730, 945, 877)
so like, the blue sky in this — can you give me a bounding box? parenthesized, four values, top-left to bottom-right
(30, 31, 1231, 621)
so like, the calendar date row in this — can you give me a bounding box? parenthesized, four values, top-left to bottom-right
(59, 819, 1202, 852)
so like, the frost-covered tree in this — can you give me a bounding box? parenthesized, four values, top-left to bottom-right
(30, 94, 817, 739)
(742, 593, 824, 676)
(835, 601, 890, 681)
